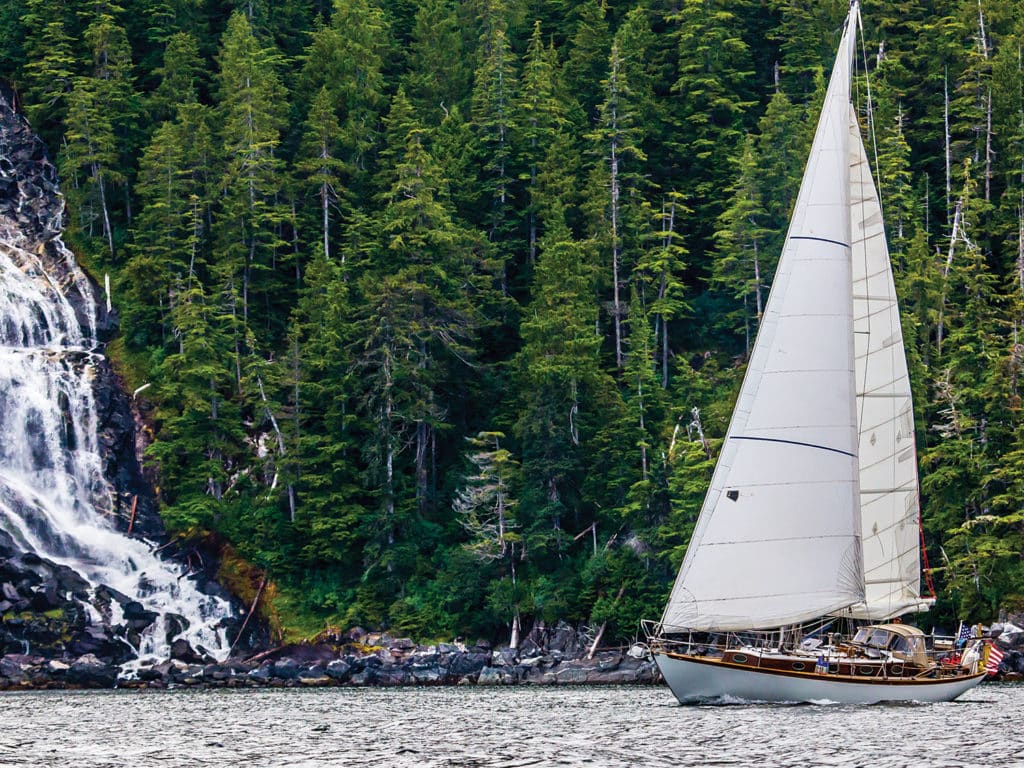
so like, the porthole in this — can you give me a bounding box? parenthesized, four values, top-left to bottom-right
(791, 662, 806, 671)
(859, 666, 875, 675)
(732, 654, 748, 664)
(892, 665, 904, 676)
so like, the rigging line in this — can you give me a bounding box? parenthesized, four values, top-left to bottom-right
(852, 150, 873, 445)
(847, 11, 876, 447)
(857, 8, 884, 224)
(919, 508, 937, 599)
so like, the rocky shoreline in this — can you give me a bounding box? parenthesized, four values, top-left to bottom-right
(9, 613, 1024, 691)
(0, 629, 660, 691)
(10, 621, 1024, 692)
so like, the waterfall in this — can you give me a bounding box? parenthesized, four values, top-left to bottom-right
(0, 100, 234, 668)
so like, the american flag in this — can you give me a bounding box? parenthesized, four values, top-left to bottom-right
(985, 643, 1005, 675)
(955, 622, 972, 648)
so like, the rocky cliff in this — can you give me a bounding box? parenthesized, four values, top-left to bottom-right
(0, 91, 237, 670)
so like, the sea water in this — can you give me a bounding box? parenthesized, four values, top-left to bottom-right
(0, 684, 1019, 767)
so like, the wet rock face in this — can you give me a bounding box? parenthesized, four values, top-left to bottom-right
(91, 355, 162, 539)
(0, 93, 159, 541)
(0, 93, 62, 245)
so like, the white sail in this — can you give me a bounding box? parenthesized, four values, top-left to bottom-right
(661, 14, 864, 632)
(844, 108, 931, 620)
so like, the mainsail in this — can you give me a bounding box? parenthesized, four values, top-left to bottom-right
(661, 12, 864, 632)
(661, 3, 932, 633)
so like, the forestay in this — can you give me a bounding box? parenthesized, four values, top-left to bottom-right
(661, 12, 865, 632)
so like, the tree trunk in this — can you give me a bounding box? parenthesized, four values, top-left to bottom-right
(528, 160, 538, 264)
(509, 553, 520, 650)
(753, 237, 763, 324)
(95, 164, 114, 257)
(658, 197, 676, 388)
(586, 584, 627, 659)
(229, 574, 267, 654)
(637, 374, 647, 480)
(321, 176, 330, 262)
(416, 420, 428, 513)
(510, 612, 521, 651)
(937, 198, 963, 356)
(383, 347, 396, 556)
(944, 68, 952, 214)
(610, 132, 623, 370)
(985, 87, 992, 203)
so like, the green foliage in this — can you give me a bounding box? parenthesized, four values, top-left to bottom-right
(668, 0, 756, 234)
(20, 0, 76, 135)
(402, 0, 471, 124)
(148, 32, 204, 120)
(299, 0, 390, 178)
(13, 0, 1024, 642)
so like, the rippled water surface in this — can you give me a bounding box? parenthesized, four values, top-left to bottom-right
(1, 684, 1021, 767)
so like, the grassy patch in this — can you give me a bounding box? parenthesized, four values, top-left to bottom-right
(14, 608, 64, 621)
(266, 584, 343, 644)
(213, 542, 349, 644)
(104, 336, 150, 397)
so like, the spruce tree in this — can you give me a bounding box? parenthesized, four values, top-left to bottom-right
(123, 103, 215, 348)
(20, 0, 76, 134)
(299, 0, 390, 186)
(563, 0, 611, 120)
(453, 431, 523, 648)
(668, 0, 756, 242)
(635, 192, 689, 387)
(351, 89, 488, 603)
(470, 24, 520, 294)
(516, 23, 568, 267)
(146, 231, 242, 531)
(712, 133, 770, 351)
(921, 161, 1008, 615)
(214, 10, 289, 351)
(58, 77, 123, 256)
(296, 85, 348, 265)
(586, 38, 647, 371)
(402, 0, 471, 124)
(148, 32, 204, 122)
(513, 160, 603, 551)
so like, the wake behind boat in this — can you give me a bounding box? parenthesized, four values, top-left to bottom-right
(645, 1, 986, 705)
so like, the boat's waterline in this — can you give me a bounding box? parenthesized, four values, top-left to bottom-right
(654, 651, 987, 705)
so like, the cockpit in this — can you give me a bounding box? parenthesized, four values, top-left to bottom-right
(850, 624, 928, 666)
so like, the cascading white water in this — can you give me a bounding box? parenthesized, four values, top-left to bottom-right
(0, 230, 233, 666)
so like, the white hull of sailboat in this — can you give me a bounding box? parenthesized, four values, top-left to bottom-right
(654, 652, 986, 705)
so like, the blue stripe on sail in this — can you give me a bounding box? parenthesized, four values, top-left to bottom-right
(789, 235, 851, 249)
(731, 435, 856, 458)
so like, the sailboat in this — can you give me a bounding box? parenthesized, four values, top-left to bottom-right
(645, 1, 987, 705)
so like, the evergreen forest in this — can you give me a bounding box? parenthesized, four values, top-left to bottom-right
(2, 0, 1024, 646)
